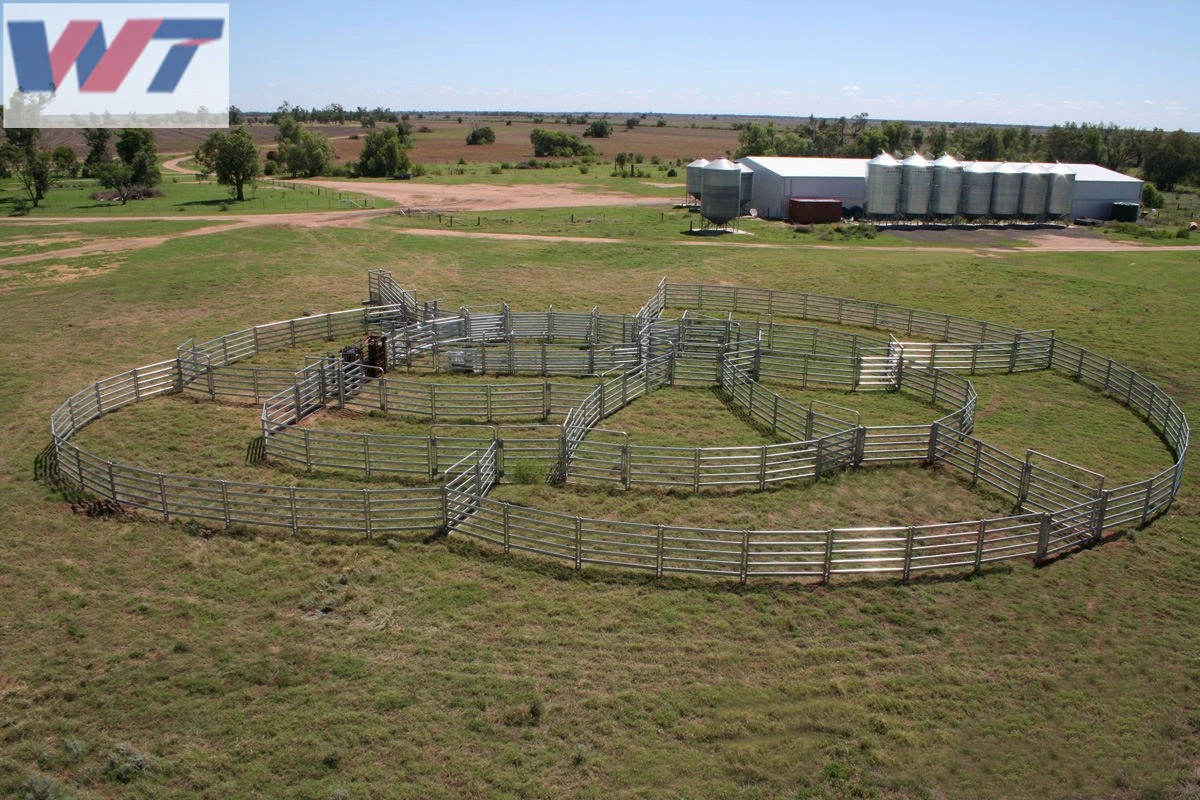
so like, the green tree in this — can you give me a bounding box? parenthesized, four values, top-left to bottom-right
(926, 125, 949, 157)
(1143, 130, 1198, 191)
(51, 146, 79, 178)
(115, 128, 160, 188)
(195, 126, 260, 201)
(358, 127, 412, 177)
(465, 126, 496, 146)
(880, 120, 911, 155)
(2, 127, 53, 206)
(92, 160, 137, 204)
(583, 120, 613, 138)
(734, 122, 778, 157)
(274, 115, 333, 177)
(81, 128, 111, 175)
(529, 129, 595, 158)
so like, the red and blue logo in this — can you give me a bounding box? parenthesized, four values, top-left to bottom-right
(3, 3, 229, 128)
(8, 17, 224, 93)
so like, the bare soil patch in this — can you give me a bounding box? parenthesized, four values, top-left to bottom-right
(295, 180, 670, 212)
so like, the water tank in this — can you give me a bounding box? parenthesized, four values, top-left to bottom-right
(1019, 163, 1050, 218)
(990, 163, 1021, 217)
(865, 153, 900, 217)
(1046, 164, 1076, 218)
(738, 162, 754, 214)
(899, 153, 932, 217)
(1112, 201, 1140, 223)
(700, 158, 742, 225)
(930, 154, 963, 216)
(685, 158, 709, 201)
(961, 162, 994, 217)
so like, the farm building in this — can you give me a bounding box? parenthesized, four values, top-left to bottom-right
(734, 156, 1143, 222)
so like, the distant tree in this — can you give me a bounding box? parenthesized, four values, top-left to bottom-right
(583, 120, 613, 138)
(625, 117, 640, 130)
(734, 122, 779, 157)
(880, 120, 911, 155)
(845, 127, 886, 158)
(656, 118, 666, 127)
(274, 115, 333, 177)
(92, 160, 137, 204)
(81, 128, 111, 175)
(228, 105, 245, 126)
(115, 128, 160, 188)
(195, 126, 260, 200)
(358, 127, 412, 177)
(926, 125, 949, 157)
(2, 128, 53, 206)
(530, 129, 595, 158)
(17, 149, 54, 207)
(1143, 129, 1199, 191)
(51, 146, 79, 178)
(465, 126, 496, 146)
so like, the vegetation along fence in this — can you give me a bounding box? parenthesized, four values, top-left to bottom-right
(46, 271, 1188, 583)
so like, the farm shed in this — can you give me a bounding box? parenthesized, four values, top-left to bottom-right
(738, 157, 868, 219)
(736, 156, 1143, 221)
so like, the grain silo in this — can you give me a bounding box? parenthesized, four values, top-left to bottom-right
(685, 158, 709, 202)
(990, 163, 1021, 217)
(700, 158, 743, 225)
(1046, 163, 1077, 218)
(738, 162, 754, 215)
(1019, 163, 1050, 218)
(865, 153, 900, 217)
(961, 162, 994, 217)
(899, 153, 932, 217)
(930, 154, 964, 217)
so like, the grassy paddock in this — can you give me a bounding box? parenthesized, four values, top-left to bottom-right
(0, 175, 390, 217)
(0, 220, 1198, 799)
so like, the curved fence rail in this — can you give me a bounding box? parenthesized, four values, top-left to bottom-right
(45, 272, 1188, 583)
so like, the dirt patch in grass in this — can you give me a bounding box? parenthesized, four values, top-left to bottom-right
(296, 179, 671, 212)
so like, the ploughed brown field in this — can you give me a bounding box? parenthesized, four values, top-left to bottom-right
(38, 113, 757, 165)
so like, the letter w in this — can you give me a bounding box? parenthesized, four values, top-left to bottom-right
(8, 18, 223, 93)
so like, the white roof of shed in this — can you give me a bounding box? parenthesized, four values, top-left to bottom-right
(736, 156, 1140, 185)
(738, 156, 868, 179)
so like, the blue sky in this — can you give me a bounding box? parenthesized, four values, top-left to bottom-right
(6, 0, 1200, 129)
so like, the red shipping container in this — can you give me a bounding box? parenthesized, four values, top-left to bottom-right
(788, 198, 843, 224)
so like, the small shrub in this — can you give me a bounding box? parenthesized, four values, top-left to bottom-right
(23, 775, 74, 800)
(666, 167, 677, 177)
(102, 743, 155, 783)
(1142, 182, 1165, 209)
(457, 156, 467, 165)
(489, 165, 502, 175)
(510, 460, 547, 485)
(578, 164, 589, 175)
(1176, 227, 1191, 239)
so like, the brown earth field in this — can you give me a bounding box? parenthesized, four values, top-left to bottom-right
(41, 114, 748, 166)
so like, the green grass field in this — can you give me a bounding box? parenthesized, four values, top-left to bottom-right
(1, 175, 390, 217)
(0, 209, 1198, 799)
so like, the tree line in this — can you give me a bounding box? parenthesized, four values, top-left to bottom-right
(733, 115, 1200, 190)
